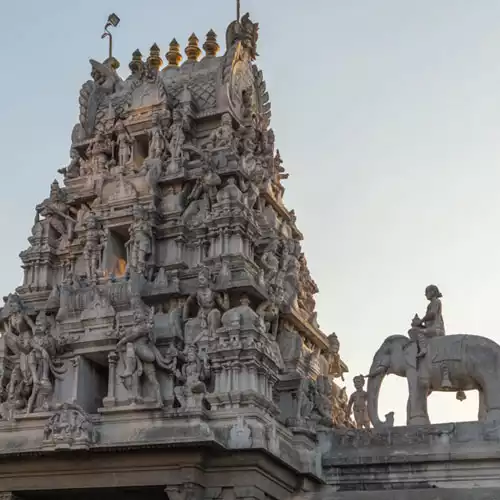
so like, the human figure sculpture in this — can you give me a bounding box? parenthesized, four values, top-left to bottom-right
(347, 375, 370, 430)
(83, 215, 104, 282)
(183, 267, 229, 340)
(116, 296, 174, 405)
(182, 164, 221, 224)
(115, 120, 133, 167)
(256, 285, 282, 339)
(174, 345, 210, 410)
(166, 109, 189, 174)
(260, 240, 280, 287)
(127, 205, 153, 275)
(87, 133, 112, 174)
(327, 333, 348, 381)
(36, 181, 77, 248)
(216, 177, 243, 204)
(148, 113, 166, 159)
(25, 312, 66, 414)
(210, 113, 235, 149)
(408, 285, 445, 359)
(241, 166, 264, 211)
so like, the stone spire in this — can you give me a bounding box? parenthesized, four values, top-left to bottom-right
(203, 29, 220, 57)
(166, 38, 182, 67)
(185, 33, 202, 62)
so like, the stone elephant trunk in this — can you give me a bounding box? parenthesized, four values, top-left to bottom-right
(366, 360, 394, 429)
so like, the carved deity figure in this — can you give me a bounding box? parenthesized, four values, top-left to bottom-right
(216, 177, 243, 204)
(25, 312, 66, 414)
(241, 166, 264, 211)
(260, 240, 280, 287)
(182, 163, 221, 224)
(166, 109, 189, 174)
(2, 299, 65, 416)
(408, 285, 445, 358)
(256, 285, 282, 339)
(327, 333, 348, 381)
(211, 113, 235, 149)
(174, 345, 210, 410)
(127, 205, 153, 275)
(347, 375, 370, 430)
(148, 112, 167, 159)
(183, 267, 229, 340)
(114, 120, 133, 167)
(116, 296, 174, 405)
(58, 146, 81, 179)
(83, 215, 104, 282)
(87, 133, 112, 174)
(36, 180, 77, 249)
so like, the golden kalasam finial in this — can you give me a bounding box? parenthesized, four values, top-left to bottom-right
(129, 49, 143, 73)
(166, 38, 182, 67)
(203, 30, 220, 57)
(148, 43, 163, 70)
(101, 13, 120, 65)
(185, 33, 202, 62)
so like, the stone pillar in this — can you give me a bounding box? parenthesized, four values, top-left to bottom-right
(103, 351, 119, 408)
(70, 355, 81, 403)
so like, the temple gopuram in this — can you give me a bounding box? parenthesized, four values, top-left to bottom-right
(0, 11, 352, 500)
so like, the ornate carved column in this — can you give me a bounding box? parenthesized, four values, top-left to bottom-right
(71, 355, 81, 403)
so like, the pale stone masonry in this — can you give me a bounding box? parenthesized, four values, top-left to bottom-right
(0, 11, 351, 500)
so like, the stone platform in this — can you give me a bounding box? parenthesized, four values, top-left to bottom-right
(317, 421, 500, 499)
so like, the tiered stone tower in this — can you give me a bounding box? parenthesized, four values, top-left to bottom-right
(0, 12, 351, 499)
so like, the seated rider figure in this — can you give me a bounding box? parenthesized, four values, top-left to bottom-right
(408, 284, 445, 359)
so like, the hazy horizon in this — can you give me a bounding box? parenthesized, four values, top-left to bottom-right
(2, 0, 500, 424)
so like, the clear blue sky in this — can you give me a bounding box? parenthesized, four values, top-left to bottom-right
(2, 0, 500, 424)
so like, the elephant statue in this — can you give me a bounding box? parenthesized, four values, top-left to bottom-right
(367, 334, 500, 429)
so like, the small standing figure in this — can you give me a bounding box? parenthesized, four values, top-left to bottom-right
(347, 375, 370, 430)
(115, 120, 133, 167)
(408, 285, 445, 358)
(148, 113, 166, 159)
(127, 205, 153, 275)
(166, 109, 189, 174)
(174, 345, 210, 410)
(83, 215, 104, 282)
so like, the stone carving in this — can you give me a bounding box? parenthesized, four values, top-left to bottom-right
(43, 402, 94, 450)
(166, 108, 190, 174)
(326, 333, 348, 380)
(36, 180, 77, 249)
(77, 58, 124, 138)
(347, 375, 370, 429)
(216, 177, 243, 204)
(87, 132, 113, 174)
(278, 238, 301, 307)
(211, 113, 235, 149)
(1, 300, 65, 416)
(241, 166, 264, 211)
(256, 285, 282, 338)
(226, 13, 260, 60)
(408, 284, 445, 359)
(174, 344, 210, 410)
(228, 416, 252, 448)
(83, 214, 105, 282)
(114, 119, 133, 167)
(221, 295, 261, 330)
(183, 267, 229, 341)
(58, 146, 82, 179)
(116, 295, 175, 405)
(182, 162, 221, 225)
(260, 240, 280, 287)
(127, 204, 153, 275)
(148, 112, 167, 159)
(366, 333, 500, 428)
